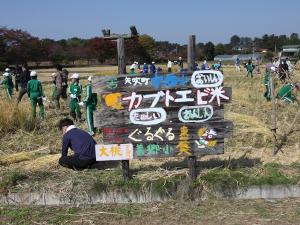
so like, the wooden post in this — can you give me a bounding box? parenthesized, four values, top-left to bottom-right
(270, 74, 277, 155)
(121, 160, 130, 180)
(117, 38, 126, 75)
(188, 156, 197, 180)
(187, 35, 196, 72)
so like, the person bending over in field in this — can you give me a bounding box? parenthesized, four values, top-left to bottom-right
(58, 118, 96, 170)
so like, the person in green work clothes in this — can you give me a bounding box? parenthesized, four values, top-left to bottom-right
(82, 76, 97, 136)
(1, 71, 14, 99)
(246, 60, 255, 78)
(263, 59, 275, 101)
(27, 71, 45, 119)
(69, 73, 82, 121)
(277, 82, 299, 103)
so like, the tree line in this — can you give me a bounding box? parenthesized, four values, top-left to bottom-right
(1, 27, 300, 68)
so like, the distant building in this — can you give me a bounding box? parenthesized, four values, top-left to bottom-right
(281, 45, 300, 58)
(214, 53, 262, 62)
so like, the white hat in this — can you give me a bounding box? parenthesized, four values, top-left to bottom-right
(87, 76, 93, 81)
(3, 72, 10, 76)
(71, 73, 79, 79)
(130, 64, 135, 70)
(179, 57, 182, 60)
(152, 61, 155, 64)
(30, 71, 37, 77)
(5, 68, 10, 72)
(51, 72, 56, 76)
(144, 63, 146, 65)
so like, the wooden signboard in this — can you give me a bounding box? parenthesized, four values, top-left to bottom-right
(93, 70, 233, 160)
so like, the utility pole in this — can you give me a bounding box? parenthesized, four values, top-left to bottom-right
(187, 35, 196, 72)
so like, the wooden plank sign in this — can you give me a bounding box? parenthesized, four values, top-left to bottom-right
(95, 143, 133, 161)
(93, 70, 233, 159)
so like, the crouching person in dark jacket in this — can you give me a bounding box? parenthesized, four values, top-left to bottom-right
(58, 118, 96, 170)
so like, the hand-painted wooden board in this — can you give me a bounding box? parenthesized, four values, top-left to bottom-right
(94, 106, 225, 127)
(98, 87, 232, 111)
(102, 121, 233, 144)
(92, 70, 225, 93)
(131, 141, 225, 158)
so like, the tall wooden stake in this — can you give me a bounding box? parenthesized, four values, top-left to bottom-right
(270, 74, 277, 155)
(187, 35, 196, 72)
(117, 38, 126, 74)
(188, 156, 197, 180)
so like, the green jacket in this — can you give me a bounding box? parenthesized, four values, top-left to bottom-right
(246, 63, 255, 72)
(263, 71, 270, 85)
(84, 83, 97, 107)
(69, 82, 82, 98)
(1, 75, 14, 89)
(27, 79, 44, 99)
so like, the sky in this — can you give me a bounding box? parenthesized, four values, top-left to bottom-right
(1, 0, 300, 44)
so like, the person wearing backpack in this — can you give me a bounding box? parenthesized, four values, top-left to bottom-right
(1, 71, 14, 99)
(27, 71, 45, 119)
(82, 76, 97, 135)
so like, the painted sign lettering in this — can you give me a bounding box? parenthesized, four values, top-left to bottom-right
(191, 70, 223, 88)
(95, 143, 133, 161)
(128, 127, 175, 142)
(178, 105, 214, 122)
(129, 108, 167, 125)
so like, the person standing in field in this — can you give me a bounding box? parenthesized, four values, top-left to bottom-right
(83, 76, 97, 136)
(255, 57, 261, 74)
(167, 59, 173, 73)
(263, 58, 274, 101)
(17, 64, 31, 104)
(69, 73, 82, 121)
(27, 71, 45, 119)
(52, 65, 68, 109)
(201, 60, 209, 70)
(150, 61, 156, 74)
(246, 60, 255, 78)
(14, 66, 22, 92)
(143, 63, 148, 74)
(235, 58, 240, 71)
(1, 71, 14, 99)
(178, 57, 183, 71)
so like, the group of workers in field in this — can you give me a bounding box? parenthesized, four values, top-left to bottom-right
(263, 57, 299, 103)
(0, 64, 97, 136)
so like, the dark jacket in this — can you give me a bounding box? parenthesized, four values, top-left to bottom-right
(62, 128, 96, 160)
(20, 69, 31, 89)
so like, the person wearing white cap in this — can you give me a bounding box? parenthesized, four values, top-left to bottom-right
(83, 76, 97, 135)
(26, 71, 45, 119)
(1, 72, 14, 99)
(167, 59, 173, 73)
(129, 64, 137, 75)
(178, 56, 183, 71)
(69, 73, 82, 121)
